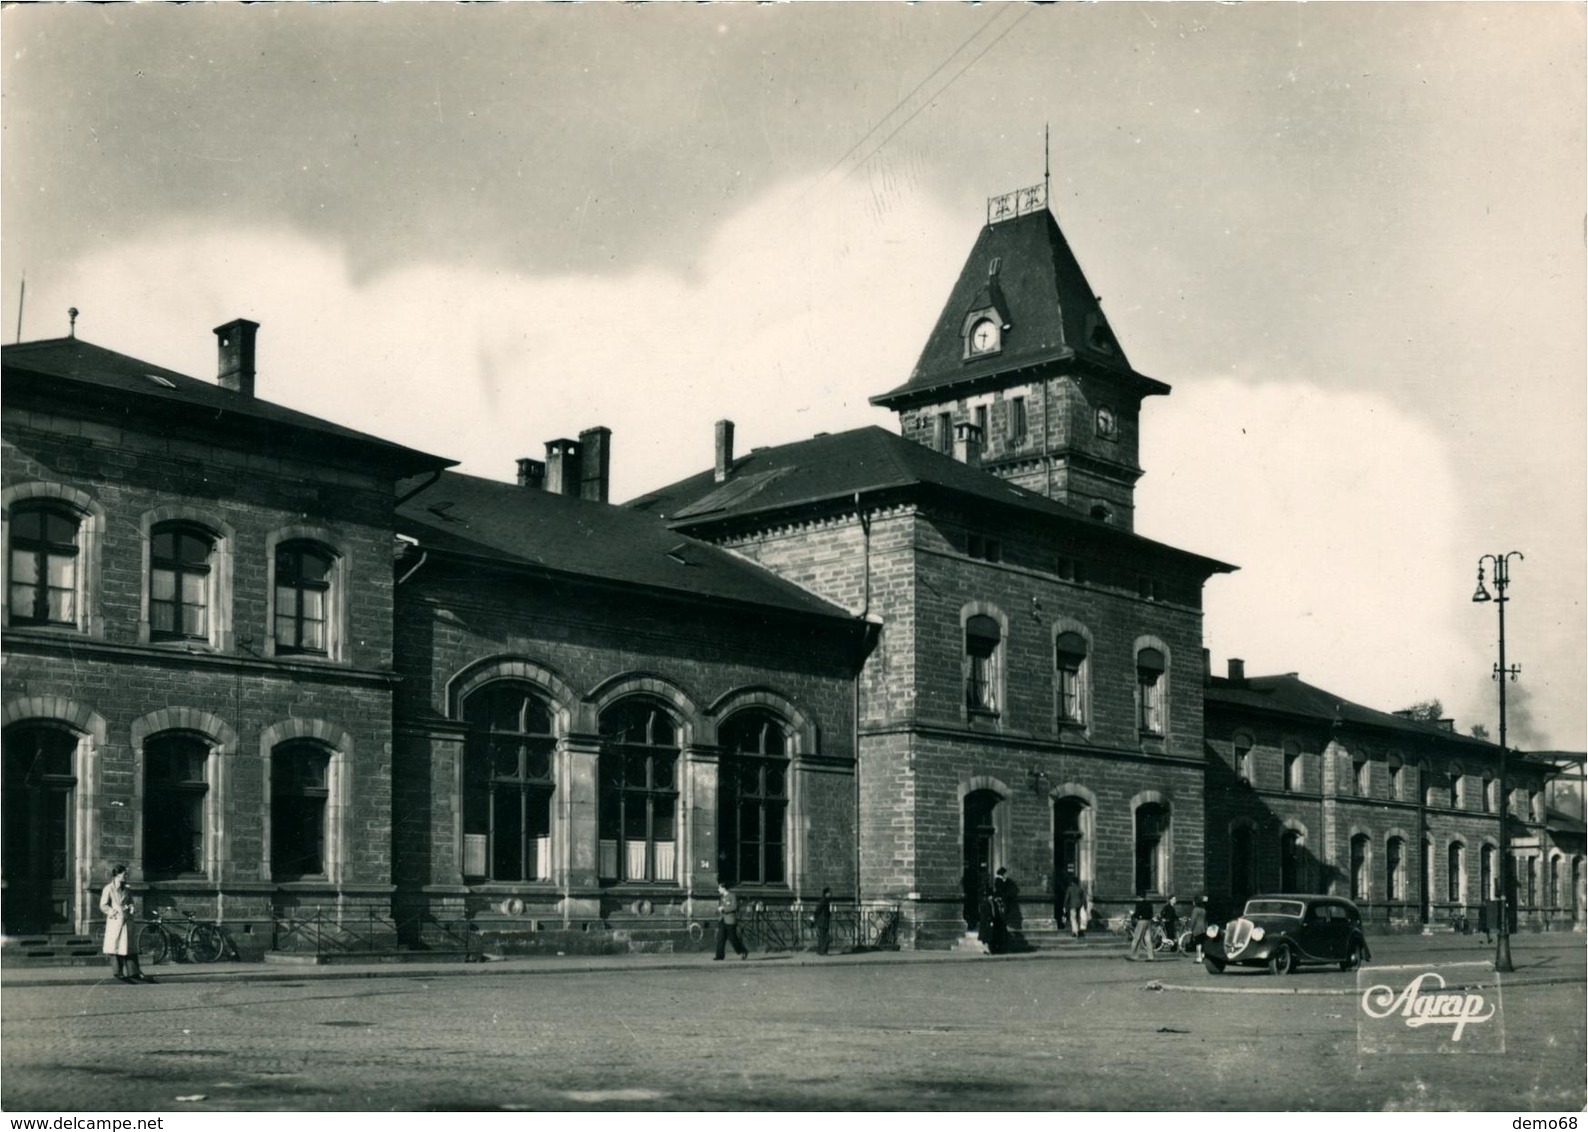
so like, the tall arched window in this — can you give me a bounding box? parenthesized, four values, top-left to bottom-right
(463, 682, 555, 883)
(1482, 771, 1496, 813)
(272, 741, 331, 879)
(1351, 834, 1371, 901)
(962, 789, 1003, 927)
(1135, 802, 1169, 894)
(274, 541, 333, 656)
(1450, 764, 1466, 809)
(1387, 752, 1404, 800)
(1233, 733, 1255, 784)
(965, 616, 1002, 714)
(144, 732, 210, 877)
(1055, 632, 1088, 726)
(599, 700, 679, 884)
(149, 523, 214, 642)
(1230, 824, 1256, 904)
(1136, 648, 1166, 735)
(1285, 742, 1304, 792)
(1448, 841, 1465, 904)
(8, 504, 80, 627)
(719, 709, 789, 887)
(1481, 844, 1495, 901)
(1385, 837, 1404, 902)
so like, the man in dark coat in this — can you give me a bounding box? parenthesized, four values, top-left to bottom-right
(1062, 872, 1088, 938)
(1128, 893, 1158, 961)
(812, 887, 833, 956)
(713, 881, 749, 961)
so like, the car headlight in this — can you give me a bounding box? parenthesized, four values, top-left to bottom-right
(1249, 926, 1266, 942)
(1205, 925, 1218, 938)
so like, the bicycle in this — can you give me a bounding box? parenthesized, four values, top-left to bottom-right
(137, 907, 226, 964)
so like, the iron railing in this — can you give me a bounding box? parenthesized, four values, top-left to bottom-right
(271, 906, 479, 960)
(740, 902, 901, 953)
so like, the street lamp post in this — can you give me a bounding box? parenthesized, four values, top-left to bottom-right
(1472, 551, 1523, 973)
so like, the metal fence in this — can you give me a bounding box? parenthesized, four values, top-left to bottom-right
(272, 906, 479, 960)
(740, 902, 901, 953)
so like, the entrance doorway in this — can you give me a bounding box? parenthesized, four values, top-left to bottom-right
(962, 790, 1001, 928)
(2, 725, 78, 934)
(1053, 797, 1088, 888)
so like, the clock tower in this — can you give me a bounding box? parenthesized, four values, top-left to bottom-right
(871, 185, 1168, 532)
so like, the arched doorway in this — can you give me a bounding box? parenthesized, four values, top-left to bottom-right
(2, 724, 79, 933)
(1053, 796, 1089, 888)
(962, 790, 1002, 928)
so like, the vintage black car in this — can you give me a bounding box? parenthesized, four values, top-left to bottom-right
(1201, 894, 1371, 975)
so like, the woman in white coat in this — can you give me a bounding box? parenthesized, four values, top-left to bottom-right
(99, 864, 151, 984)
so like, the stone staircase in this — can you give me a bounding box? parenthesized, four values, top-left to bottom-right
(2, 931, 104, 967)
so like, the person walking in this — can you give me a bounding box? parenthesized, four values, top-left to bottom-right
(713, 881, 749, 961)
(811, 887, 833, 956)
(1187, 895, 1209, 961)
(986, 867, 1012, 954)
(1127, 892, 1158, 962)
(1062, 872, 1088, 938)
(1478, 900, 1491, 943)
(99, 865, 152, 984)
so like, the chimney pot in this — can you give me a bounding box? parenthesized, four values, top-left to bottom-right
(544, 439, 582, 497)
(1228, 658, 1246, 683)
(715, 420, 735, 484)
(516, 458, 546, 489)
(578, 426, 611, 503)
(213, 318, 260, 397)
(953, 421, 983, 467)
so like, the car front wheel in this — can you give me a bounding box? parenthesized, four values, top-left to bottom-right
(1340, 941, 1365, 972)
(1202, 955, 1226, 975)
(1268, 945, 1295, 976)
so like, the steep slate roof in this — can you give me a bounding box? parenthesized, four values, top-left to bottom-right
(1207, 673, 1517, 757)
(397, 471, 858, 623)
(872, 209, 1168, 409)
(3, 336, 450, 473)
(630, 425, 1234, 575)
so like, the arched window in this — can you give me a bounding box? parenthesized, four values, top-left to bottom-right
(144, 732, 210, 877)
(273, 541, 334, 656)
(1136, 648, 1165, 735)
(1482, 771, 1496, 813)
(1481, 844, 1495, 901)
(1230, 824, 1256, 904)
(1385, 836, 1405, 902)
(1448, 842, 1465, 904)
(718, 709, 790, 887)
(1054, 632, 1088, 726)
(463, 682, 556, 883)
(1549, 856, 1561, 911)
(1450, 764, 1466, 809)
(1285, 742, 1304, 792)
(599, 700, 679, 884)
(2, 724, 78, 932)
(965, 615, 1002, 714)
(8, 504, 80, 627)
(272, 741, 331, 879)
(1419, 760, 1434, 806)
(1351, 834, 1371, 901)
(149, 523, 215, 642)
(1280, 829, 1303, 891)
(1353, 754, 1371, 797)
(1386, 752, 1404, 800)
(962, 789, 1004, 927)
(1135, 802, 1169, 894)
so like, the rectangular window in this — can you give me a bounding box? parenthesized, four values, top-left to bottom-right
(1286, 745, 1304, 792)
(1355, 758, 1371, 796)
(973, 405, 988, 441)
(150, 526, 213, 642)
(9, 506, 80, 626)
(966, 615, 1002, 715)
(272, 745, 330, 879)
(966, 534, 1002, 563)
(1056, 632, 1087, 726)
(1007, 397, 1027, 444)
(145, 735, 209, 877)
(937, 412, 954, 453)
(1137, 649, 1166, 735)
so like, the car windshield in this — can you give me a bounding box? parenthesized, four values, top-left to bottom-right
(1244, 899, 1306, 918)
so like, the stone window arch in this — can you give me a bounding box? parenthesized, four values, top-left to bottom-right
(1133, 637, 1170, 738)
(1052, 621, 1092, 730)
(3, 482, 105, 637)
(258, 719, 352, 885)
(961, 603, 1007, 718)
(597, 696, 682, 885)
(265, 525, 352, 662)
(139, 507, 235, 651)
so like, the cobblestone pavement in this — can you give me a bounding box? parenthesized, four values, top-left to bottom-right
(2, 941, 1582, 1112)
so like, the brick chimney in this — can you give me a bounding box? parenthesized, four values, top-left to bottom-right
(953, 421, 982, 467)
(715, 420, 735, 483)
(1227, 658, 1245, 683)
(516, 457, 546, 490)
(544, 439, 582, 497)
(213, 319, 259, 397)
(578, 427, 611, 503)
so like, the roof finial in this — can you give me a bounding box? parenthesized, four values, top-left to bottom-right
(68, 307, 78, 338)
(1044, 122, 1051, 212)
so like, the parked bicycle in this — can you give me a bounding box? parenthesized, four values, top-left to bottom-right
(137, 907, 226, 964)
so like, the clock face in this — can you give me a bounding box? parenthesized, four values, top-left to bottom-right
(1096, 407, 1117, 438)
(969, 319, 999, 354)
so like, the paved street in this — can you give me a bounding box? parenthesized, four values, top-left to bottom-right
(2, 938, 1583, 1112)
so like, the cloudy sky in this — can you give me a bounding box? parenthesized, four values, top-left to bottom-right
(4, 3, 1583, 750)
